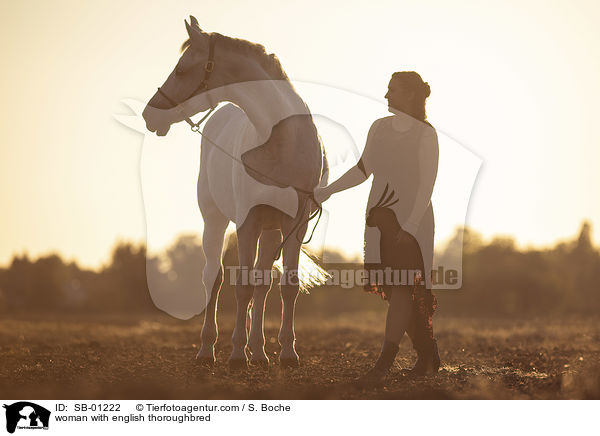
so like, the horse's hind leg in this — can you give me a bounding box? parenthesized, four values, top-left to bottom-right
(197, 209, 229, 366)
(248, 229, 282, 367)
(229, 218, 261, 370)
(278, 221, 308, 368)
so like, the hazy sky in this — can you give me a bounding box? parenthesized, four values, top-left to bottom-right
(1, 0, 599, 268)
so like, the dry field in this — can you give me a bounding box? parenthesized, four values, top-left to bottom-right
(1, 311, 599, 399)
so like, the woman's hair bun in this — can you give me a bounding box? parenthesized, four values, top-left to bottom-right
(392, 71, 431, 98)
(422, 82, 431, 98)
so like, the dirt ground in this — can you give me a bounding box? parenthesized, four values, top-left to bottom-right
(1, 312, 599, 399)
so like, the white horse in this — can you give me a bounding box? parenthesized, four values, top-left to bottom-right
(142, 16, 328, 369)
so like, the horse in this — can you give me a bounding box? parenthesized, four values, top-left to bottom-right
(142, 16, 328, 369)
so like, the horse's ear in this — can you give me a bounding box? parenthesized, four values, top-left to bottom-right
(185, 19, 193, 37)
(185, 18, 205, 46)
(189, 15, 201, 30)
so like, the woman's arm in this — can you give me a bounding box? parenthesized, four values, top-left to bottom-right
(314, 165, 367, 203)
(403, 126, 439, 234)
(313, 120, 380, 203)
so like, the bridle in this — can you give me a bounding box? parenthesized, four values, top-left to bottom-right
(156, 34, 217, 131)
(153, 34, 323, 261)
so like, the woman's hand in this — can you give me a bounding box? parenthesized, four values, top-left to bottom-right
(313, 186, 332, 204)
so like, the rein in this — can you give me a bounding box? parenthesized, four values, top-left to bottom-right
(154, 34, 323, 261)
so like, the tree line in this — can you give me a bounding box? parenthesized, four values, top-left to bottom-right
(0, 222, 598, 317)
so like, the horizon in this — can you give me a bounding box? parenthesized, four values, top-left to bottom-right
(2, 219, 595, 272)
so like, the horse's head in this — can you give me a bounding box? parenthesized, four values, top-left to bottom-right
(366, 183, 400, 229)
(142, 16, 245, 136)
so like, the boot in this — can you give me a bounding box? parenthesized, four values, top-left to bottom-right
(354, 341, 399, 388)
(407, 339, 440, 376)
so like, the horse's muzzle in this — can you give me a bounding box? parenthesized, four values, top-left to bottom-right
(142, 105, 171, 136)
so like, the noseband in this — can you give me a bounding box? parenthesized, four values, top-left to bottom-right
(156, 34, 217, 131)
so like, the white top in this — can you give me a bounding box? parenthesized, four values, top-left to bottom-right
(360, 112, 439, 235)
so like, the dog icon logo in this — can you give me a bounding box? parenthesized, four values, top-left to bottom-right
(3, 402, 50, 434)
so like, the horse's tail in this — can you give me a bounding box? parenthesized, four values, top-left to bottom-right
(293, 137, 329, 292)
(270, 134, 329, 292)
(298, 247, 330, 293)
(274, 247, 329, 294)
(319, 134, 329, 187)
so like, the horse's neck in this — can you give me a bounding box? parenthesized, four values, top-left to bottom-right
(219, 79, 310, 145)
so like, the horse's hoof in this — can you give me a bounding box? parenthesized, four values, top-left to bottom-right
(196, 356, 216, 367)
(279, 357, 300, 369)
(250, 358, 270, 369)
(228, 358, 249, 371)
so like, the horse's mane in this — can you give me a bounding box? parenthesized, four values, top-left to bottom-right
(181, 33, 289, 81)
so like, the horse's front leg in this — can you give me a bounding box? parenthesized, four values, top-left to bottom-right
(197, 267, 223, 365)
(248, 230, 281, 367)
(197, 210, 229, 366)
(278, 230, 305, 368)
(229, 221, 261, 370)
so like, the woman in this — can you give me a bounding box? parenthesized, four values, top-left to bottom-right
(314, 71, 440, 384)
